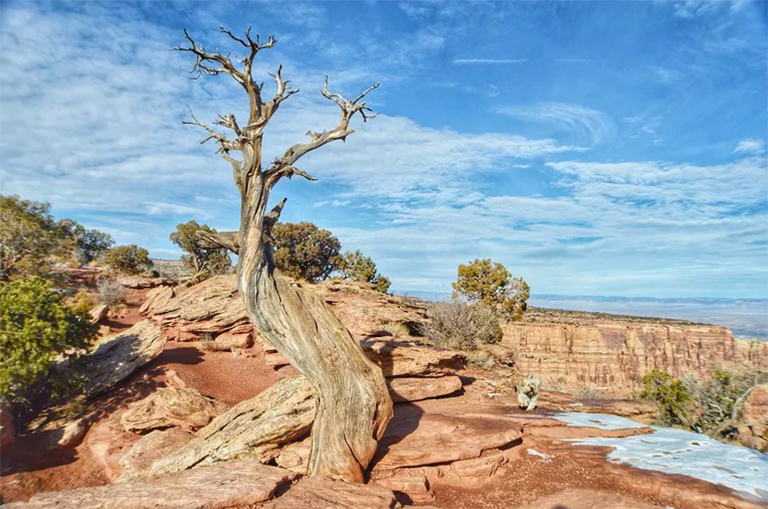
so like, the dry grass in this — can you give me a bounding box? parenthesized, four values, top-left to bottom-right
(419, 300, 502, 351)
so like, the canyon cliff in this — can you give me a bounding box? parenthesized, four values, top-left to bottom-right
(505, 308, 768, 397)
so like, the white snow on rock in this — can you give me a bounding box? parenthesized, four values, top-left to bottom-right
(554, 412, 768, 503)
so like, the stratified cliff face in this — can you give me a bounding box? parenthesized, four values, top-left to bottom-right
(504, 309, 768, 397)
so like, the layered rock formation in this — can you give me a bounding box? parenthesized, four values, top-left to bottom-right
(505, 309, 768, 397)
(3, 460, 400, 509)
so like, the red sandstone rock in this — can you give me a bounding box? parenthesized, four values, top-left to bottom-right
(76, 320, 166, 397)
(255, 475, 399, 509)
(362, 339, 466, 378)
(55, 417, 89, 449)
(118, 428, 192, 481)
(374, 475, 435, 504)
(3, 460, 297, 509)
(388, 375, 463, 403)
(120, 387, 229, 433)
(117, 276, 175, 289)
(516, 488, 663, 509)
(371, 409, 521, 474)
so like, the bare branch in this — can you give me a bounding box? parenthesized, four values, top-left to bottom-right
(182, 105, 240, 151)
(264, 75, 380, 186)
(214, 113, 243, 137)
(196, 230, 240, 254)
(175, 29, 246, 86)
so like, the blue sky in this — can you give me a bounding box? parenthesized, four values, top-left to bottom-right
(1, 0, 766, 299)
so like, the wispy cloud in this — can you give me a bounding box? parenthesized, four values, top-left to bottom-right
(735, 138, 766, 154)
(497, 102, 615, 146)
(453, 58, 528, 64)
(647, 65, 684, 83)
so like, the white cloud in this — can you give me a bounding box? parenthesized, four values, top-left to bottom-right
(498, 102, 615, 146)
(734, 138, 766, 154)
(453, 58, 528, 64)
(647, 65, 684, 83)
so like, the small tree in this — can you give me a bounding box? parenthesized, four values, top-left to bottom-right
(272, 222, 342, 282)
(0, 195, 62, 280)
(170, 220, 231, 282)
(453, 258, 530, 320)
(0, 277, 98, 404)
(103, 245, 153, 275)
(339, 249, 391, 294)
(640, 371, 692, 427)
(58, 219, 115, 266)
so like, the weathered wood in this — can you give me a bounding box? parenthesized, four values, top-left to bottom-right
(177, 26, 393, 482)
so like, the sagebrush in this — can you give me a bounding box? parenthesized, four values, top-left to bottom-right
(419, 300, 502, 350)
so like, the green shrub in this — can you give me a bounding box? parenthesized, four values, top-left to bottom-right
(169, 220, 231, 282)
(272, 222, 342, 282)
(452, 258, 529, 321)
(419, 300, 502, 351)
(640, 371, 692, 427)
(103, 245, 153, 275)
(339, 249, 391, 294)
(0, 195, 63, 280)
(0, 277, 98, 404)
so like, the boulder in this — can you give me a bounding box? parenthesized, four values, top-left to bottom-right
(141, 275, 429, 349)
(118, 428, 193, 481)
(120, 387, 229, 433)
(318, 279, 427, 337)
(140, 276, 249, 342)
(371, 407, 522, 474)
(55, 417, 89, 449)
(362, 339, 466, 378)
(150, 376, 315, 475)
(274, 436, 310, 473)
(89, 304, 109, 325)
(117, 276, 174, 289)
(374, 475, 435, 505)
(75, 320, 166, 397)
(257, 475, 399, 509)
(388, 376, 463, 403)
(3, 460, 298, 509)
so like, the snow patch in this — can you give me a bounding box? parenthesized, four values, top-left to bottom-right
(555, 412, 768, 502)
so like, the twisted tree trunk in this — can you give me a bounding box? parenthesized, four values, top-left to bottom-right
(178, 26, 393, 482)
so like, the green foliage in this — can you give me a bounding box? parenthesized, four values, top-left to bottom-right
(103, 244, 153, 275)
(0, 195, 63, 280)
(452, 258, 529, 321)
(640, 371, 692, 427)
(272, 222, 342, 282)
(170, 220, 231, 281)
(694, 365, 767, 435)
(0, 277, 98, 404)
(640, 367, 768, 446)
(419, 300, 502, 351)
(58, 219, 114, 265)
(0, 195, 115, 279)
(339, 249, 391, 294)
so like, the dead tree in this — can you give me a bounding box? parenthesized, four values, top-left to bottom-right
(176, 27, 393, 482)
